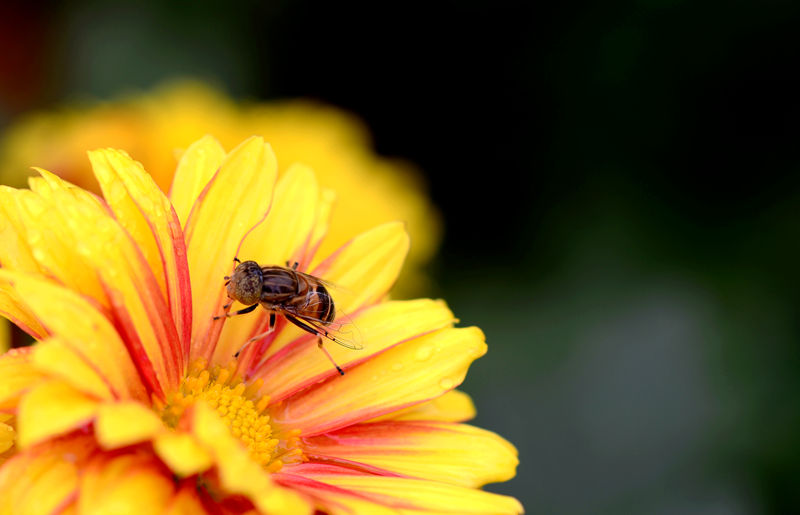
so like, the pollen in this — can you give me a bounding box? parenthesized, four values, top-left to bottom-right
(159, 360, 303, 472)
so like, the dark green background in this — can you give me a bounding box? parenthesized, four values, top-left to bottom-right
(2, 0, 800, 512)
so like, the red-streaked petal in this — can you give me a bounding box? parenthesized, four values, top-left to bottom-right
(284, 465, 523, 514)
(0, 271, 147, 402)
(183, 136, 277, 364)
(271, 327, 486, 436)
(303, 421, 518, 487)
(89, 148, 192, 369)
(274, 471, 399, 515)
(253, 299, 455, 403)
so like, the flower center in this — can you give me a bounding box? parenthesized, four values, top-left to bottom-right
(160, 360, 302, 472)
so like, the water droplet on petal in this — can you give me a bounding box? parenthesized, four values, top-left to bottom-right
(391, 363, 404, 371)
(439, 377, 454, 390)
(31, 248, 47, 263)
(415, 347, 432, 361)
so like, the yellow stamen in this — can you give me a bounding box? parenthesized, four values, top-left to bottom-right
(160, 360, 303, 471)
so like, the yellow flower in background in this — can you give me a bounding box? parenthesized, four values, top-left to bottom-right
(0, 80, 440, 296)
(0, 136, 520, 513)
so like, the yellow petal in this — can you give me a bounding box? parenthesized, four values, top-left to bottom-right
(215, 164, 321, 363)
(77, 452, 175, 515)
(304, 421, 518, 487)
(311, 222, 410, 314)
(0, 348, 44, 410)
(254, 299, 456, 402)
(271, 327, 486, 436)
(17, 380, 98, 448)
(95, 402, 164, 450)
(183, 137, 278, 363)
(374, 389, 476, 422)
(89, 148, 192, 364)
(303, 472, 523, 515)
(169, 134, 226, 227)
(28, 167, 106, 211)
(0, 181, 105, 300)
(153, 431, 213, 477)
(32, 339, 113, 400)
(240, 163, 319, 265)
(0, 187, 41, 274)
(0, 278, 46, 339)
(192, 402, 312, 515)
(0, 270, 147, 402)
(307, 188, 336, 262)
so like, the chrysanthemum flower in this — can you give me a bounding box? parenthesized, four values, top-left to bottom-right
(0, 80, 440, 296)
(0, 136, 521, 514)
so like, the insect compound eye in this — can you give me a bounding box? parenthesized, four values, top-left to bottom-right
(227, 262, 263, 305)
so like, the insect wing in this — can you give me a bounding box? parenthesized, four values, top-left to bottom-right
(280, 302, 363, 350)
(304, 312, 364, 350)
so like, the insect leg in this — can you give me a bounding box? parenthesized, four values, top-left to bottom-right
(234, 311, 277, 358)
(318, 338, 344, 376)
(285, 260, 299, 270)
(213, 303, 258, 320)
(284, 314, 345, 375)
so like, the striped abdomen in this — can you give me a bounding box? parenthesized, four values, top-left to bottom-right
(289, 278, 335, 324)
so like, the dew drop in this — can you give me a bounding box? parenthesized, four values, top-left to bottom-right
(415, 347, 432, 361)
(31, 248, 47, 263)
(439, 377, 454, 390)
(391, 362, 404, 371)
(26, 228, 43, 245)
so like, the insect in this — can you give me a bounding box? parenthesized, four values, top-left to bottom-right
(215, 258, 362, 375)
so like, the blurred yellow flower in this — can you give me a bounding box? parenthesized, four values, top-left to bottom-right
(0, 136, 520, 513)
(0, 80, 440, 296)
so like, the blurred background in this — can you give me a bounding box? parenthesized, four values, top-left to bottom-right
(2, 0, 800, 512)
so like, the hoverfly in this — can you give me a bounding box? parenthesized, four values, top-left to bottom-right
(215, 258, 362, 375)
